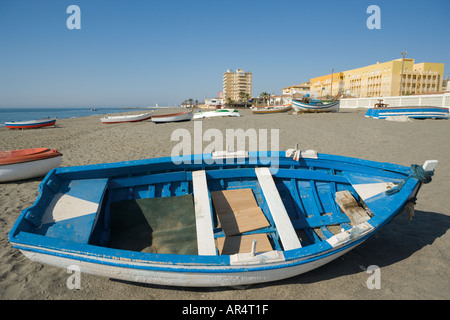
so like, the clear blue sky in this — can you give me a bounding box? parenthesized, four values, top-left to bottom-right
(1, 0, 449, 108)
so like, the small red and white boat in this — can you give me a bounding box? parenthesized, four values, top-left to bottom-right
(151, 110, 193, 123)
(100, 112, 153, 124)
(5, 118, 57, 129)
(0, 148, 63, 182)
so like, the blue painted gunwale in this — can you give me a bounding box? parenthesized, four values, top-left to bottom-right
(9, 151, 420, 274)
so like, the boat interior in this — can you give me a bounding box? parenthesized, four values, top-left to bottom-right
(18, 153, 391, 258)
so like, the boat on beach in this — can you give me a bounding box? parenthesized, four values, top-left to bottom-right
(251, 104, 292, 114)
(5, 117, 57, 129)
(100, 112, 153, 124)
(193, 109, 240, 119)
(365, 100, 449, 120)
(0, 148, 62, 183)
(152, 110, 193, 123)
(8, 148, 437, 287)
(292, 100, 340, 113)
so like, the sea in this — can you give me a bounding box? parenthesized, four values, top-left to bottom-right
(0, 107, 155, 127)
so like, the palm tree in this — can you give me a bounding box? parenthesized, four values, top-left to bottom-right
(260, 92, 270, 106)
(238, 91, 247, 103)
(225, 97, 234, 106)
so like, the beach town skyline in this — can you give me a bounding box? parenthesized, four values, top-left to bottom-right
(1, 0, 449, 108)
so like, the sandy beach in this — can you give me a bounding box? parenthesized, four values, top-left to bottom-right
(1, 108, 449, 300)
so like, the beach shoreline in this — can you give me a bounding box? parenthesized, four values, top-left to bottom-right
(1, 108, 449, 300)
(0, 107, 157, 128)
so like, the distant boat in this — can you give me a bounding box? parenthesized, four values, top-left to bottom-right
(0, 148, 62, 182)
(91, 108, 98, 111)
(365, 100, 449, 120)
(5, 117, 57, 129)
(193, 109, 240, 119)
(292, 100, 340, 113)
(251, 104, 292, 114)
(152, 110, 193, 123)
(8, 149, 437, 287)
(100, 112, 153, 124)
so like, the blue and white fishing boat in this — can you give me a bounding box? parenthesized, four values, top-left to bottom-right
(292, 99, 340, 113)
(9, 149, 437, 287)
(365, 105, 449, 120)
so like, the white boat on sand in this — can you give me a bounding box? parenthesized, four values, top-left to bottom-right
(0, 148, 63, 183)
(152, 110, 193, 123)
(100, 112, 153, 124)
(193, 109, 240, 119)
(251, 104, 292, 114)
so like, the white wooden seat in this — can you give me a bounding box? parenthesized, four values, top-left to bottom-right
(192, 170, 217, 255)
(255, 167, 302, 250)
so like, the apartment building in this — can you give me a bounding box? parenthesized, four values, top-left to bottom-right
(397, 61, 444, 96)
(310, 73, 343, 98)
(310, 58, 444, 98)
(223, 69, 252, 101)
(282, 82, 311, 96)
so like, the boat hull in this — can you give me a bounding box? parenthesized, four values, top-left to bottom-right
(0, 156, 62, 182)
(292, 100, 340, 113)
(9, 151, 431, 287)
(100, 112, 153, 124)
(251, 105, 292, 114)
(193, 109, 240, 119)
(18, 240, 358, 287)
(152, 110, 193, 123)
(365, 106, 449, 119)
(5, 118, 57, 129)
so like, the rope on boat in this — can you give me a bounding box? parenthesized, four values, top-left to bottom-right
(386, 164, 435, 195)
(410, 164, 434, 184)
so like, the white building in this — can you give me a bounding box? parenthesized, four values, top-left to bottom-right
(282, 82, 311, 96)
(205, 98, 225, 108)
(271, 95, 293, 106)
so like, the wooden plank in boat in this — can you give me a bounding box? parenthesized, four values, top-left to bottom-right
(335, 190, 370, 226)
(211, 188, 258, 215)
(216, 233, 272, 255)
(211, 189, 269, 236)
(255, 167, 302, 250)
(192, 170, 217, 255)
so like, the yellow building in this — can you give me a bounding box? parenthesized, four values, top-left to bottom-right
(310, 73, 343, 98)
(310, 58, 444, 98)
(223, 69, 252, 101)
(397, 61, 444, 96)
